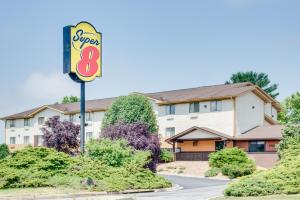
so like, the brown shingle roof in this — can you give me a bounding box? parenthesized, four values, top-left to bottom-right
(142, 82, 255, 103)
(235, 125, 283, 140)
(1, 82, 281, 120)
(1, 97, 116, 120)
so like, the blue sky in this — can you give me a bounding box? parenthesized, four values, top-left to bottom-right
(0, 0, 300, 142)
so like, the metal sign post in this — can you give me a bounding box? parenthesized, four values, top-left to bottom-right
(80, 81, 85, 153)
(63, 21, 102, 153)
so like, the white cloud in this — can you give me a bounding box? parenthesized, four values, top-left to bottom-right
(19, 72, 79, 104)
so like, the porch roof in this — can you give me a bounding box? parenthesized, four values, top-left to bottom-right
(166, 126, 232, 143)
(235, 125, 283, 140)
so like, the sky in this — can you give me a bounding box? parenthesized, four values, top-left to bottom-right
(0, 0, 300, 143)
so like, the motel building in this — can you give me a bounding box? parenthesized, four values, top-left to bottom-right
(1, 82, 282, 168)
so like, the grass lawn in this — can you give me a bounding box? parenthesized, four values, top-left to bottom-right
(213, 194, 300, 200)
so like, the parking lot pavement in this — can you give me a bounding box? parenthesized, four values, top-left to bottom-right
(125, 175, 230, 200)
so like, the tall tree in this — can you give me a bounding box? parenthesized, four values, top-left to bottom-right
(278, 92, 300, 124)
(102, 94, 158, 133)
(226, 71, 279, 98)
(61, 96, 80, 104)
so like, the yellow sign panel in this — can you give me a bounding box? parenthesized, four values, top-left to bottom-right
(64, 22, 102, 82)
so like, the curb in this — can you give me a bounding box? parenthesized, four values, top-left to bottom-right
(0, 185, 181, 200)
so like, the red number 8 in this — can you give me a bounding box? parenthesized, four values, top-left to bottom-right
(77, 46, 99, 77)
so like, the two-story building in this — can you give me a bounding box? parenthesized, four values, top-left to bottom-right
(1, 82, 282, 168)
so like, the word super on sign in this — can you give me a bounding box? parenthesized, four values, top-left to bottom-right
(64, 22, 102, 82)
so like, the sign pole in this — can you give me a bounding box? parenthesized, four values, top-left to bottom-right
(63, 22, 102, 154)
(80, 81, 85, 153)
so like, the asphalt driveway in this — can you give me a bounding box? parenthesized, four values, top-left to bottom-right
(125, 175, 230, 200)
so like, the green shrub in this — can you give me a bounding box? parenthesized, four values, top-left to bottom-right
(159, 149, 174, 163)
(209, 147, 249, 168)
(0, 146, 172, 191)
(0, 147, 72, 188)
(204, 167, 221, 177)
(221, 160, 256, 179)
(0, 144, 9, 160)
(208, 147, 256, 178)
(86, 139, 133, 167)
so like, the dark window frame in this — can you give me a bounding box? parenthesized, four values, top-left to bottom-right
(248, 141, 265, 152)
(166, 104, 175, 115)
(189, 102, 200, 113)
(210, 101, 222, 112)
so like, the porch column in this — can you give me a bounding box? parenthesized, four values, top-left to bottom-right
(172, 140, 176, 161)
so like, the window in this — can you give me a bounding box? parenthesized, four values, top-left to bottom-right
(86, 132, 93, 141)
(165, 127, 175, 137)
(69, 114, 75, 123)
(193, 141, 198, 146)
(37, 135, 43, 146)
(165, 105, 175, 115)
(9, 120, 15, 128)
(249, 141, 265, 152)
(210, 101, 222, 112)
(24, 136, 30, 145)
(189, 102, 199, 113)
(86, 112, 92, 121)
(24, 119, 30, 126)
(38, 117, 45, 125)
(9, 137, 16, 144)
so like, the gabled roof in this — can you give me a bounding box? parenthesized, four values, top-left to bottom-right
(166, 126, 232, 143)
(1, 97, 116, 120)
(1, 82, 282, 120)
(141, 82, 281, 111)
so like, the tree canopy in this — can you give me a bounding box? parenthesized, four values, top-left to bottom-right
(41, 116, 80, 154)
(61, 96, 80, 104)
(278, 92, 300, 124)
(101, 94, 158, 133)
(226, 71, 279, 99)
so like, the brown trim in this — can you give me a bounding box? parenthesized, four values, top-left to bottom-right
(264, 115, 279, 125)
(233, 97, 237, 137)
(234, 138, 281, 141)
(166, 126, 232, 143)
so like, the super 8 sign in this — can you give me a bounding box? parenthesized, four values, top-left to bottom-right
(63, 22, 102, 82)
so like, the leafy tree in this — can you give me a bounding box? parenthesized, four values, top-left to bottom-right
(61, 96, 80, 104)
(0, 144, 9, 159)
(277, 124, 300, 158)
(278, 92, 300, 124)
(102, 94, 158, 133)
(226, 71, 279, 99)
(41, 116, 80, 155)
(101, 122, 160, 172)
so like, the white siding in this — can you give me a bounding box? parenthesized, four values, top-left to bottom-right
(235, 92, 265, 135)
(157, 99, 234, 137)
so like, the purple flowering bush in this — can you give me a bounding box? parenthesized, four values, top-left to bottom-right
(101, 122, 160, 172)
(41, 116, 80, 155)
